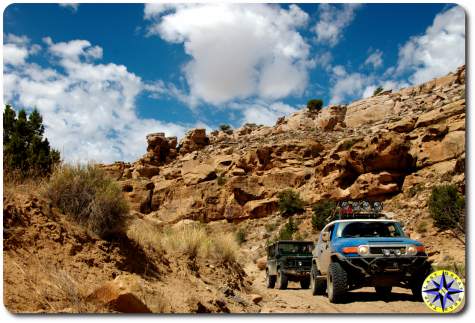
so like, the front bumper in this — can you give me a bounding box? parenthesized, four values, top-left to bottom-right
(336, 253, 429, 276)
(282, 267, 311, 277)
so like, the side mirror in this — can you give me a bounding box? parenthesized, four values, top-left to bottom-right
(322, 231, 330, 242)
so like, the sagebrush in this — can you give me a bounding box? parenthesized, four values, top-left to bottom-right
(44, 164, 129, 238)
(428, 185, 465, 231)
(277, 189, 305, 216)
(312, 199, 336, 230)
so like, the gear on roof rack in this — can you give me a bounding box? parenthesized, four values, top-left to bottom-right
(332, 200, 385, 220)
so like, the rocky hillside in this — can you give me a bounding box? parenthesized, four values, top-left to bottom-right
(4, 66, 465, 313)
(102, 65, 466, 265)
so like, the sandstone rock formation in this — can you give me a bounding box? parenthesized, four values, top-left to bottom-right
(179, 128, 210, 155)
(105, 66, 465, 264)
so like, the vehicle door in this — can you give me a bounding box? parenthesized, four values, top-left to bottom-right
(316, 224, 335, 275)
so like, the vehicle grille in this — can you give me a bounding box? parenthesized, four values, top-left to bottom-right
(285, 259, 311, 267)
(369, 246, 406, 256)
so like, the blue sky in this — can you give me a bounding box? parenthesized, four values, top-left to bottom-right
(3, 3, 465, 163)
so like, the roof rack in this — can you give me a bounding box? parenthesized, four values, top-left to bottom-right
(327, 200, 385, 221)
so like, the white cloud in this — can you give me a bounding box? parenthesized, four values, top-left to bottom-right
(396, 5, 465, 84)
(237, 101, 298, 127)
(314, 4, 361, 47)
(4, 36, 187, 163)
(144, 3, 311, 105)
(364, 49, 383, 68)
(4, 44, 29, 66)
(59, 4, 79, 12)
(330, 71, 370, 104)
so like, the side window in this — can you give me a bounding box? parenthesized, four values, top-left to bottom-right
(327, 224, 335, 240)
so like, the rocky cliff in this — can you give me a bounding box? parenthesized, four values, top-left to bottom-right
(102, 65, 465, 264)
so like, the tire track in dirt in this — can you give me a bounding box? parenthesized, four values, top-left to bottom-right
(245, 263, 432, 313)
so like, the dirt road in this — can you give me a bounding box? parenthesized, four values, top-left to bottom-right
(245, 263, 433, 313)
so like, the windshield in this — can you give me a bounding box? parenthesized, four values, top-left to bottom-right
(336, 221, 404, 238)
(277, 243, 313, 255)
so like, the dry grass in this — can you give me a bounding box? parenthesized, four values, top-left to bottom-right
(127, 221, 239, 264)
(126, 219, 164, 253)
(162, 224, 212, 260)
(211, 233, 239, 264)
(12, 256, 106, 313)
(3, 169, 47, 199)
(43, 164, 129, 238)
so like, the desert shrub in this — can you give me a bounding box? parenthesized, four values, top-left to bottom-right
(44, 164, 129, 238)
(217, 174, 227, 186)
(235, 228, 246, 245)
(277, 189, 305, 216)
(306, 99, 323, 113)
(212, 233, 239, 264)
(339, 138, 358, 151)
(3, 105, 60, 176)
(278, 218, 298, 240)
(428, 185, 465, 231)
(433, 262, 466, 279)
(416, 221, 428, 233)
(373, 86, 384, 96)
(407, 183, 423, 197)
(265, 221, 277, 233)
(219, 124, 233, 134)
(312, 199, 336, 230)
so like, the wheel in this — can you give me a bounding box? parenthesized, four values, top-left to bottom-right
(266, 270, 276, 288)
(276, 269, 288, 290)
(300, 277, 310, 289)
(310, 265, 326, 295)
(410, 264, 433, 301)
(375, 286, 392, 299)
(327, 262, 348, 303)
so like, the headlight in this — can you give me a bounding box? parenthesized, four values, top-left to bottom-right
(406, 244, 417, 256)
(358, 245, 369, 255)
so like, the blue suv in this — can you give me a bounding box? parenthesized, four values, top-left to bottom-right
(310, 218, 432, 303)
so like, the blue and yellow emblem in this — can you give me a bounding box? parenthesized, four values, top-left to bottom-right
(422, 270, 464, 313)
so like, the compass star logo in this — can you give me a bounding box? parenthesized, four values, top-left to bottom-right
(422, 270, 465, 313)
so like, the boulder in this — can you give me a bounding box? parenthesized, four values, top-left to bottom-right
(87, 275, 152, 313)
(179, 128, 210, 155)
(250, 294, 263, 304)
(119, 179, 154, 214)
(256, 257, 267, 270)
(181, 160, 217, 185)
(133, 164, 160, 178)
(415, 99, 465, 128)
(141, 132, 177, 165)
(346, 132, 414, 173)
(413, 130, 465, 168)
(349, 172, 400, 199)
(317, 104, 347, 131)
(388, 117, 417, 133)
(345, 95, 395, 128)
(228, 176, 265, 205)
(244, 198, 279, 219)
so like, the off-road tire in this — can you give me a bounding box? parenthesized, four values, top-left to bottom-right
(300, 277, 310, 289)
(375, 286, 392, 299)
(327, 262, 348, 303)
(276, 269, 288, 290)
(310, 265, 326, 295)
(410, 264, 433, 301)
(266, 270, 276, 288)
